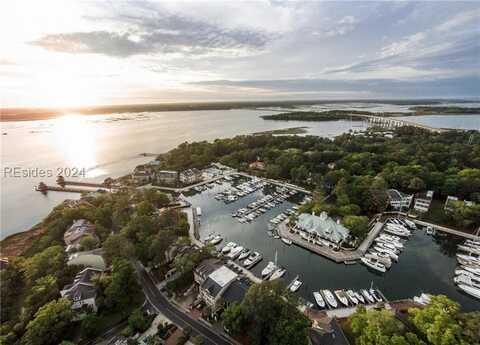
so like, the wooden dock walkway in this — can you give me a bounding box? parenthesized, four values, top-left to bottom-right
(35, 185, 106, 194)
(277, 220, 384, 263)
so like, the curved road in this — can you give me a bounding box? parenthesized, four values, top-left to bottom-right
(136, 264, 234, 345)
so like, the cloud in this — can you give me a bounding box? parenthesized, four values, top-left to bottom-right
(30, 13, 273, 57)
(435, 9, 480, 32)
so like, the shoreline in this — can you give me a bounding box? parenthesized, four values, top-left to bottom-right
(0, 223, 45, 257)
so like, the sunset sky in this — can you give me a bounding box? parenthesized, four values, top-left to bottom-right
(1, 1, 479, 107)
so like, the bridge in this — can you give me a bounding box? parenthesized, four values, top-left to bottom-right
(356, 114, 449, 133)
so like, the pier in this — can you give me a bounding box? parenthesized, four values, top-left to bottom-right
(277, 220, 384, 263)
(35, 184, 105, 194)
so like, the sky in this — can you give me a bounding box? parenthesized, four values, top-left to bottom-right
(1, 1, 479, 107)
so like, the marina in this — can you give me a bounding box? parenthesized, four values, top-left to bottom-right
(186, 177, 480, 311)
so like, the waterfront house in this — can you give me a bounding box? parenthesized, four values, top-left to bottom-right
(64, 219, 97, 251)
(295, 212, 350, 244)
(132, 169, 151, 184)
(156, 170, 178, 185)
(179, 168, 203, 185)
(197, 264, 241, 312)
(61, 267, 102, 315)
(444, 195, 474, 212)
(413, 190, 434, 213)
(387, 189, 413, 210)
(249, 160, 266, 171)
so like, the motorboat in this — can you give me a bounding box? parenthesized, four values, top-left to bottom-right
(281, 238, 292, 245)
(457, 254, 480, 265)
(334, 290, 349, 307)
(238, 248, 251, 260)
(361, 289, 375, 304)
(261, 261, 277, 278)
(203, 233, 215, 242)
(221, 242, 237, 254)
(243, 252, 262, 267)
(374, 239, 400, 252)
(465, 239, 480, 247)
(403, 219, 417, 229)
(374, 246, 399, 261)
(322, 290, 338, 308)
(462, 265, 480, 276)
(458, 284, 480, 300)
(269, 267, 287, 280)
(455, 269, 480, 282)
(369, 288, 383, 302)
(458, 245, 480, 255)
(365, 253, 391, 268)
(413, 293, 432, 305)
(384, 226, 411, 238)
(209, 234, 223, 245)
(346, 290, 359, 305)
(454, 275, 480, 289)
(376, 237, 404, 249)
(354, 291, 365, 304)
(361, 257, 387, 273)
(227, 246, 244, 259)
(289, 278, 302, 292)
(313, 292, 326, 308)
(378, 233, 402, 242)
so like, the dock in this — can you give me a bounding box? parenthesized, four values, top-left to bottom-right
(60, 180, 108, 188)
(35, 184, 105, 194)
(277, 220, 384, 263)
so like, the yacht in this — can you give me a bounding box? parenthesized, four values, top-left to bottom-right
(361, 257, 387, 273)
(454, 275, 480, 289)
(210, 234, 223, 245)
(322, 290, 338, 308)
(227, 246, 244, 259)
(374, 246, 399, 261)
(458, 284, 480, 300)
(243, 252, 262, 268)
(455, 269, 480, 282)
(376, 237, 404, 249)
(354, 291, 365, 304)
(346, 290, 359, 305)
(403, 219, 417, 229)
(384, 226, 411, 238)
(269, 267, 287, 280)
(458, 245, 480, 255)
(369, 288, 383, 302)
(203, 233, 215, 242)
(457, 253, 480, 265)
(261, 262, 277, 278)
(238, 248, 251, 260)
(289, 278, 302, 292)
(334, 290, 349, 307)
(367, 251, 392, 267)
(465, 239, 480, 247)
(361, 289, 375, 304)
(281, 238, 292, 245)
(462, 265, 480, 276)
(313, 292, 326, 308)
(221, 242, 237, 254)
(375, 241, 400, 252)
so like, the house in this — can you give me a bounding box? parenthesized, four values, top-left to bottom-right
(295, 212, 350, 244)
(179, 168, 202, 185)
(132, 169, 151, 184)
(64, 219, 97, 251)
(61, 267, 102, 313)
(387, 189, 413, 210)
(194, 259, 223, 285)
(249, 160, 266, 171)
(413, 190, 434, 213)
(444, 196, 474, 212)
(198, 265, 239, 312)
(156, 170, 178, 185)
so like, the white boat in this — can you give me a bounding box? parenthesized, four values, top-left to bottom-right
(261, 261, 277, 278)
(457, 253, 480, 265)
(454, 275, 480, 289)
(365, 253, 391, 268)
(322, 290, 338, 308)
(354, 291, 365, 304)
(455, 269, 480, 282)
(221, 242, 237, 253)
(346, 290, 359, 305)
(458, 245, 480, 255)
(203, 233, 215, 242)
(376, 237, 404, 249)
(210, 234, 223, 245)
(313, 292, 326, 308)
(334, 290, 349, 307)
(384, 226, 411, 237)
(458, 284, 480, 299)
(289, 278, 302, 292)
(462, 265, 480, 276)
(227, 246, 244, 259)
(281, 238, 292, 245)
(243, 252, 262, 267)
(374, 246, 399, 261)
(361, 289, 375, 304)
(465, 239, 480, 247)
(269, 267, 286, 280)
(369, 288, 383, 302)
(238, 248, 251, 260)
(379, 233, 402, 242)
(374, 239, 400, 251)
(361, 257, 386, 273)
(413, 293, 432, 305)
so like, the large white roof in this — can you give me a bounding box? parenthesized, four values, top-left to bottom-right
(209, 266, 238, 287)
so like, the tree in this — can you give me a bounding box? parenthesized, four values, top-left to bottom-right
(343, 215, 369, 240)
(191, 335, 205, 345)
(409, 295, 471, 345)
(408, 177, 426, 193)
(223, 303, 245, 335)
(105, 259, 140, 311)
(128, 308, 150, 333)
(23, 275, 59, 321)
(103, 234, 135, 265)
(81, 314, 101, 338)
(21, 298, 73, 345)
(79, 234, 98, 251)
(23, 245, 65, 284)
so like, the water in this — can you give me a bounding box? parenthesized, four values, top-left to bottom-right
(1, 107, 479, 239)
(0, 109, 363, 239)
(188, 180, 480, 311)
(396, 115, 480, 130)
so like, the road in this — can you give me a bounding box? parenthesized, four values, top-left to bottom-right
(136, 264, 234, 345)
